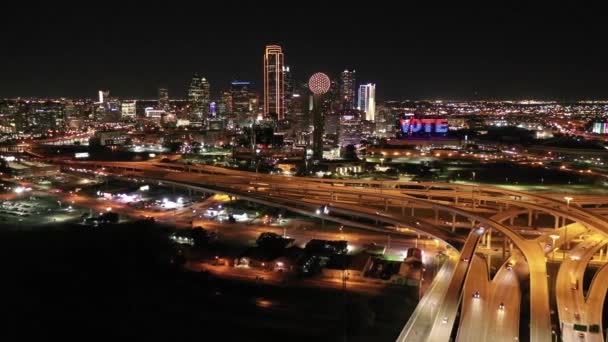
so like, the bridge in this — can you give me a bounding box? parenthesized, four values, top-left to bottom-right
(58, 159, 608, 342)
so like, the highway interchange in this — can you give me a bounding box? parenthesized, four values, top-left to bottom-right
(58, 159, 608, 342)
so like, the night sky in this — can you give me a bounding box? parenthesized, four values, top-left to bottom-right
(1, 3, 606, 100)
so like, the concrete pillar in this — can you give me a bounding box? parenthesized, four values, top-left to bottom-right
(401, 202, 406, 216)
(434, 208, 439, 224)
(385, 199, 389, 212)
(528, 209, 533, 227)
(487, 229, 492, 249)
(454, 196, 458, 205)
(554, 216, 559, 229)
(411, 206, 415, 216)
(502, 236, 507, 260)
(509, 216, 515, 225)
(451, 214, 456, 232)
(471, 219, 476, 228)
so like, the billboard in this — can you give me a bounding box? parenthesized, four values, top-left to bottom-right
(74, 152, 90, 159)
(398, 117, 449, 137)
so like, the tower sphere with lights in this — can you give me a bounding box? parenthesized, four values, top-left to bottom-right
(308, 72, 331, 95)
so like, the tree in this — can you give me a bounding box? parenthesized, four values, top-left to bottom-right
(343, 144, 359, 161)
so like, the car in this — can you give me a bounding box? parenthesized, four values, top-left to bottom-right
(506, 262, 513, 270)
(498, 302, 505, 310)
(441, 316, 448, 324)
(472, 291, 480, 299)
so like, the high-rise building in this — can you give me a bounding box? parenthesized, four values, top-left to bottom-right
(98, 90, 109, 104)
(121, 101, 137, 117)
(283, 66, 293, 117)
(263, 45, 285, 121)
(188, 74, 211, 119)
(340, 69, 356, 109)
(220, 91, 233, 115)
(231, 81, 254, 125)
(201, 78, 211, 115)
(358, 83, 376, 121)
(158, 87, 169, 111)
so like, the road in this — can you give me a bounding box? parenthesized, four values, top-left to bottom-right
(54, 159, 608, 342)
(556, 233, 608, 342)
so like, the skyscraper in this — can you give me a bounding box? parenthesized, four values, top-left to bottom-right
(263, 45, 285, 121)
(201, 78, 211, 115)
(283, 65, 294, 120)
(98, 90, 109, 104)
(158, 87, 169, 111)
(188, 74, 211, 119)
(231, 81, 253, 125)
(358, 83, 376, 121)
(340, 69, 356, 109)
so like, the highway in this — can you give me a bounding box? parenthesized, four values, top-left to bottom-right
(556, 233, 608, 342)
(55, 159, 608, 342)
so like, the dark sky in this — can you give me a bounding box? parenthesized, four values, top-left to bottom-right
(1, 3, 607, 100)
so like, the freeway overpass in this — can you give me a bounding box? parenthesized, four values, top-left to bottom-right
(55, 159, 608, 342)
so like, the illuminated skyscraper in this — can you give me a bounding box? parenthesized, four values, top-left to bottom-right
(98, 90, 109, 104)
(188, 74, 211, 118)
(357, 83, 376, 121)
(188, 74, 204, 115)
(340, 69, 356, 109)
(263, 45, 285, 121)
(201, 78, 210, 115)
(158, 87, 169, 111)
(283, 65, 294, 120)
(231, 81, 253, 125)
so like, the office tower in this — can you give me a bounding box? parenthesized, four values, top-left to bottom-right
(283, 66, 293, 117)
(220, 91, 233, 115)
(231, 81, 253, 125)
(340, 69, 356, 109)
(121, 101, 137, 117)
(201, 77, 211, 115)
(98, 90, 109, 103)
(308, 72, 331, 160)
(188, 74, 210, 119)
(263, 45, 285, 121)
(158, 87, 169, 110)
(358, 83, 376, 121)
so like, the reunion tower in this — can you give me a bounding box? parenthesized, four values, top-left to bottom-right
(308, 72, 331, 160)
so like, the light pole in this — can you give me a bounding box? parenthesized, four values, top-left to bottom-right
(380, 157, 385, 166)
(549, 234, 560, 260)
(418, 268, 426, 300)
(564, 197, 573, 250)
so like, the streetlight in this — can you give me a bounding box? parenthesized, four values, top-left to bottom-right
(549, 234, 560, 259)
(564, 197, 573, 250)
